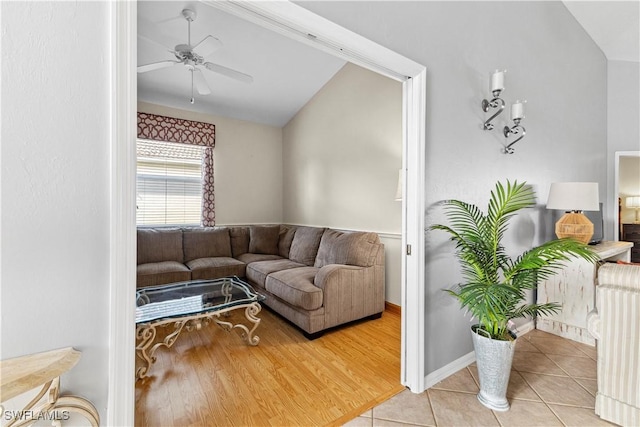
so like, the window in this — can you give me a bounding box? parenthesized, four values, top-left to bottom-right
(136, 139, 204, 226)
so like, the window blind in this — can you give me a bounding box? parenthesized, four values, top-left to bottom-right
(136, 139, 204, 226)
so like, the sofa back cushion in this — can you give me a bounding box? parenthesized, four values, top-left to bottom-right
(249, 225, 280, 255)
(182, 227, 232, 262)
(314, 229, 381, 268)
(278, 225, 297, 258)
(229, 227, 250, 257)
(289, 226, 325, 266)
(137, 228, 184, 265)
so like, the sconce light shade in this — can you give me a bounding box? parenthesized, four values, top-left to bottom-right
(626, 196, 640, 223)
(546, 182, 599, 244)
(395, 169, 403, 201)
(626, 196, 640, 208)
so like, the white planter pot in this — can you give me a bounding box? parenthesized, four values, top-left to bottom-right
(471, 325, 517, 411)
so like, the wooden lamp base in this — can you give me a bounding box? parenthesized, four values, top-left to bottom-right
(555, 212, 593, 244)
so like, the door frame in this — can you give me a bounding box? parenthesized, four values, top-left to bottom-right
(108, 2, 427, 424)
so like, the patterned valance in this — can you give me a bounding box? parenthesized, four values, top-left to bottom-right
(137, 111, 216, 227)
(137, 112, 215, 147)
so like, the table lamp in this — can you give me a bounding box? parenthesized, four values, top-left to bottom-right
(546, 182, 599, 244)
(626, 196, 640, 223)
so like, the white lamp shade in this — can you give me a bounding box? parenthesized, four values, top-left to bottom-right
(546, 182, 599, 211)
(626, 196, 640, 208)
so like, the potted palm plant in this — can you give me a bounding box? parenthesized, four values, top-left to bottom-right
(430, 180, 598, 411)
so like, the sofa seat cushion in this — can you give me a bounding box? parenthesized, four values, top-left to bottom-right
(137, 261, 191, 288)
(266, 267, 322, 311)
(236, 253, 283, 265)
(186, 257, 246, 280)
(246, 259, 306, 288)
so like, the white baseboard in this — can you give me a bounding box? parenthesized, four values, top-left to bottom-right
(423, 351, 476, 390)
(420, 321, 536, 391)
(516, 320, 536, 336)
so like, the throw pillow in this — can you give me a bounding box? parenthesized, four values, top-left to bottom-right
(289, 226, 325, 266)
(278, 226, 297, 258)
(616, 260, 640, 266)
(249, 225, 280, 255)
(229, 227, 250, 257)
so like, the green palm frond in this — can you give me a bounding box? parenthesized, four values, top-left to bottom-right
(430, 180, 598, 340)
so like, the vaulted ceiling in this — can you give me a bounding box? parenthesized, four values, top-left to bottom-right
(137, 1, 346, 127)
(137, 1, 639, 128)
(563, 1, 639, 62)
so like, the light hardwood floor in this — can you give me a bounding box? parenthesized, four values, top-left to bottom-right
(135, 307, 403, 426)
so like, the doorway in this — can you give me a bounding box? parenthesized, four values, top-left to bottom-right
(109, 2, 427, 424)
(614, 151, 640, 240)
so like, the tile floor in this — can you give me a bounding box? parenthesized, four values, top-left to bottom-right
(344, 329, 616, 427)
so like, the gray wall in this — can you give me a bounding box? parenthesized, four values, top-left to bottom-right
(607, 60, 640, 162)
(607, 61, 640, 237)
(299, 1, 608, 376)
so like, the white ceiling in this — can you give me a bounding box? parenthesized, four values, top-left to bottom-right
(138, 2, 639, 128)
(563, 1, 639, 62)
(137, 1, 346, 127)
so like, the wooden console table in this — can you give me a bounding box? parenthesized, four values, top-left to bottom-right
(536, 241, 633, 346)
(0, 347, 99, 427)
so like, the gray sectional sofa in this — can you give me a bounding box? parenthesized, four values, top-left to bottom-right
(137, 225, 385, 337)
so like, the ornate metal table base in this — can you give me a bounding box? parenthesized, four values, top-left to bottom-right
(136, 301, 262, 380)
(1, 377, 99, 427)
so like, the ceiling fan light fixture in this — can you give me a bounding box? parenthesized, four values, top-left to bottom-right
(137, 7, 254, 105)
(181, 8, 196, 22)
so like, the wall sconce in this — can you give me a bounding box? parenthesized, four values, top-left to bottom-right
(481, 70, 506, 130)
(503, 100, 526, 154)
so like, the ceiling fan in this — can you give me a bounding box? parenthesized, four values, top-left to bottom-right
(138, 8, 254, 104)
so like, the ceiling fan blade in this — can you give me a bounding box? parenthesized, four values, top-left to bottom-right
(137, 60, 180, 73)
(193, 69, 211, 95)
(138, 16, 177, 52)
(192, 36, 222, 58)
(203, 62, 254, 84)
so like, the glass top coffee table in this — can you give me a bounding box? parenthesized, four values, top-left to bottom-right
(135, 276, 265, 380)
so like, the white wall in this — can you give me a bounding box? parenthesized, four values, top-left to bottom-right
(138, 102, 283, 225)
(299, 0, 608, 377)
(1, 1, 110, 419)
(282, 63, 403, 304)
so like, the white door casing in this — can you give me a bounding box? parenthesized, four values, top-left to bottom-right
(109, 2, 428, 424)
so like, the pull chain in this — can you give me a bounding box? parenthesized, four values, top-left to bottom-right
(190, 69, 195, 104)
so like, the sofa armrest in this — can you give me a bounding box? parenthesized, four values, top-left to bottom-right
(314, 263, 385, 329)
(597, 263, 640, 291)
